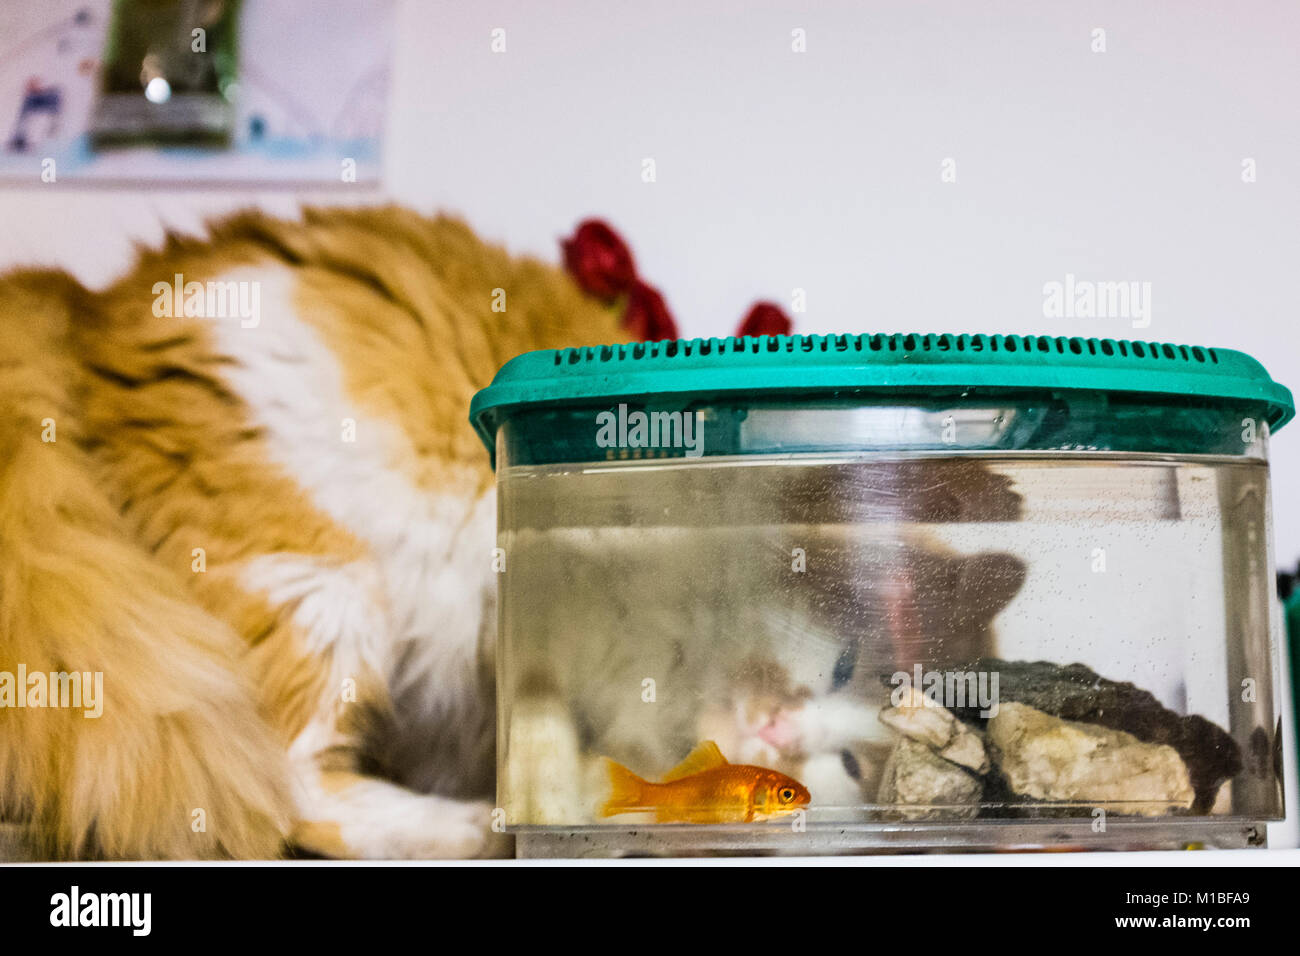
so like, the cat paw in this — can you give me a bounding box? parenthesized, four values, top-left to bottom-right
(293, 792, 513, 860)
(409, 797, 511, 860)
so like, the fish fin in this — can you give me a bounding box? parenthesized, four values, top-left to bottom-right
(661, 740, 729, 782)
(599, 758, 648, 817)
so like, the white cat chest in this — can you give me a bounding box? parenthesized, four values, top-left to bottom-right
(470, 333, 1292, 857)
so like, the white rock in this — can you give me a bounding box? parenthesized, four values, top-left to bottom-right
(877, 738, 983, 820)
(878, 687, 990, 774)
(988, 702, 1194, 815)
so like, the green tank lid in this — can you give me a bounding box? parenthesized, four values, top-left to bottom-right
(470, 332, 1294, 453)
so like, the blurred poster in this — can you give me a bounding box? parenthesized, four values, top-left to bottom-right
(0, 0, 393, 185)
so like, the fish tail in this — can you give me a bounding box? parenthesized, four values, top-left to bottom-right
(599, 758, 649, 817)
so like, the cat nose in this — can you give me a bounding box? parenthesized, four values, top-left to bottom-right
(758, 718, 798, 749)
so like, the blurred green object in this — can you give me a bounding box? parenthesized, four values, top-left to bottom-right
(90, 0, 241, 149)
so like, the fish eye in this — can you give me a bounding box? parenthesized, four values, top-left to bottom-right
(779, 787, 796, 803)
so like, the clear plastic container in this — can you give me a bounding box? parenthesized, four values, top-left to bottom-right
(473, 336, 1293, 856)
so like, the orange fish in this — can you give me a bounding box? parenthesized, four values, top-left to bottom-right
(600, 740, 811, 823)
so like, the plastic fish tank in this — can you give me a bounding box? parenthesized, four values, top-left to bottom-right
(470, 333, 1293, 857)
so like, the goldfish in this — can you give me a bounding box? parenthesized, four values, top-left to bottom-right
(600, 740, 811, 823)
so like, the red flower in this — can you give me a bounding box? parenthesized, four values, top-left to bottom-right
(623, 281, 679, 342)
(736, 301, 793, 338)
(561, 220, 637, 303)
(560, 218, 792, 344)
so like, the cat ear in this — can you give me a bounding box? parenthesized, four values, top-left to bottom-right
(958, 553, 1027, 614)
(662, 740, 728, 781)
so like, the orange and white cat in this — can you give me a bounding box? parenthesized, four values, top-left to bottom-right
(0, 207, 1028, 858)
(0, 206, 627, 859)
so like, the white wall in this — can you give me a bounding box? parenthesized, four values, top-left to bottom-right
(2, 0, 1299, 564)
